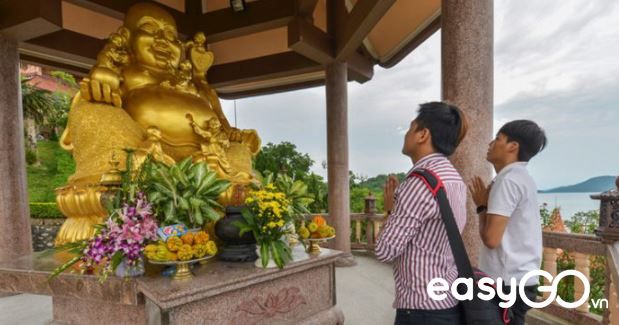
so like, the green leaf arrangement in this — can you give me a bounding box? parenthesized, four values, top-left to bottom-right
(143, 157, 231, 228)
(259, 171, 314, 220)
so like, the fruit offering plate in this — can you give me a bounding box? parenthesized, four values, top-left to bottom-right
(146, 255, 214, 280)
(304, 236, 336, 255)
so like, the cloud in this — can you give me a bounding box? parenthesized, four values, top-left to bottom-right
(496, 80, 619, 189)
(218, 1, 619, 189)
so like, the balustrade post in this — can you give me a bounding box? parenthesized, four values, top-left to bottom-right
(355, 220, 361, 244)
(609, 276, 619, 325)
(364, 192, 376, 215)
(373, 221, 381, 243)
(366, 220, 374, 248)
(572, 252, 591, 313)
(542, 247, 558, 300)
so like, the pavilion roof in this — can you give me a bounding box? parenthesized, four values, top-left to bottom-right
(0, 0, 440, 99)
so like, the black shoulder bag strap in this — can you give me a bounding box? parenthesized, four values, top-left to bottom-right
(409, 168, 474, 279)
(410, 168, 509, 325)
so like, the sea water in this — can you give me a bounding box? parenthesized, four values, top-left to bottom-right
(537, 192, 600, 220)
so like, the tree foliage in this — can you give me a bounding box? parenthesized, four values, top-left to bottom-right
(21, 77, 51, 124)
(254, 142, 313, 180)
(50, 70, 78, 88)
(21, 75, 72, 151)
(565, 210, 599, 234)
(254, 142, 400, 215)
(254, 142, 328, 212)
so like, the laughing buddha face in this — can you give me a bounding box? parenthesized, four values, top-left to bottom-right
(124, 3, 183, 72)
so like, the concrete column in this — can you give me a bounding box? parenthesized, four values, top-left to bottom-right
(0, 36, 32, 260)
(326, 61, 354, 266)
(442, 0, 493, 266)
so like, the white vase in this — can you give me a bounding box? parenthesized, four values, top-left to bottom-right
(254, 245, 278, 268)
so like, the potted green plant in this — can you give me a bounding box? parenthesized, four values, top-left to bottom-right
(260, 172, 314, 246)
(234, 184, 294, 269)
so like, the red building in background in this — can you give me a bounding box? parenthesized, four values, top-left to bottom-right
(20, 63, 77, 96)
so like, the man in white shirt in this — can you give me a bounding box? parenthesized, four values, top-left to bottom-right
(469, 120, 547, 325)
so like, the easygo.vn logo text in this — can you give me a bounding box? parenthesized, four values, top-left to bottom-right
(426, 270, 605, 309)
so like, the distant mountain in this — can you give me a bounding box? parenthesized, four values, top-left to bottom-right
(540, 176, 617, 193)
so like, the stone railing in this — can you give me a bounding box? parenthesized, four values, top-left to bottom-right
(350, 213, 384, 251)
(30, 218, 63, 251)
(348, 194, 385, 252)
(308, 194, 386, 252)
(528, 231, 618, 325)
(305, 212, 385, 252)
(608, 241, 619, 325)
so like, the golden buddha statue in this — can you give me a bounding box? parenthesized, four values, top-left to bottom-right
(54, 3, 261, 245)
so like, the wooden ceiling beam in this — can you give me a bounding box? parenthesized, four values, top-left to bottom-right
(347, 52, 373, 83)
(218, 79, 325, 100)
(26, 30, 104, 62)
(208, 52, 322, 88)
(63, 0, 296, 42)
(64, 0, 194, 35)
(287, 17, 374, 83)
(185, 0, 203, 17)
(288, 17, 333, 65)
(19, 54, 90, 77)
(335, 0, 396, 61)
(198, 0, 296, 42)
(297, 0, 319, 19)
(0, 0, 63, 41)
(380, 14, 441, 68)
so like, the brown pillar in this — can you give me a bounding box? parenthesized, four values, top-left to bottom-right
(442, 0, 493, 266)
(0, 36, 32, 260)
(326, 61, 355, 266)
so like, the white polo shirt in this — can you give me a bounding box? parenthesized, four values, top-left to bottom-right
(479, 162, 542, 286)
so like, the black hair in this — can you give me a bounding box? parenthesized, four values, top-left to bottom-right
(414, 101, 467, 156)
(498, 120, 547, 162)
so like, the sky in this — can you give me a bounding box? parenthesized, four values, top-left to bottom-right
(220, 1, 619, 190)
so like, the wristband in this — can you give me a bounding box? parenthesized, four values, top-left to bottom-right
(476, 205, 487, 214)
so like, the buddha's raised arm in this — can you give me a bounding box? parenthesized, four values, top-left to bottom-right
(79, 28, 130, 108)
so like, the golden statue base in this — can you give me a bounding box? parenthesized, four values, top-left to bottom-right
(54, 184, 108, 245)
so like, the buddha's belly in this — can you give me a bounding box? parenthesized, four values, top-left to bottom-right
(124, 86, 218, 157)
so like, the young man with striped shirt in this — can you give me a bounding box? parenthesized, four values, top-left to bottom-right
(376, 102, 468, 325)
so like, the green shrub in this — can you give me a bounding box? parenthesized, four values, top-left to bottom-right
(27, 140, 76, 202)
(25, 149, 37, 165)
(29, 202, 64, 219)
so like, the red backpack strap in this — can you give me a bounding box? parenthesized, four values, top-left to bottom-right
(408, 168, 445, 197)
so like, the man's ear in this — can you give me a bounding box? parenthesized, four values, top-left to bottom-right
(507, 141, 519, 155)
(418, 128, 431, 144)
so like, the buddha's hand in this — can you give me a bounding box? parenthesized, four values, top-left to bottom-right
(229, 128, 243, 143)
(79, 74, 122, 108)
(229, 128, 260, 154)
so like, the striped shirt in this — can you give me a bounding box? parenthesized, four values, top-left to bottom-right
(376, 153, 468, 310)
